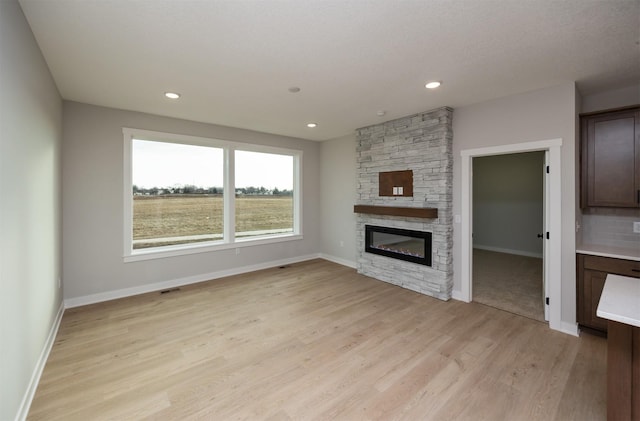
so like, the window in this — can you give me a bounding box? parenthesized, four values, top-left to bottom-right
(235, 150, 294, 239)
(132, 140, 224, 250)
(123, 128, 302, 261)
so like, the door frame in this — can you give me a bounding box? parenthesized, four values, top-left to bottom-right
(543, 150, 550, 321)
(460, 138, 562, 331)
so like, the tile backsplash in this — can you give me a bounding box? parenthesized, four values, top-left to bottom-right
(581, 208, 640, 249)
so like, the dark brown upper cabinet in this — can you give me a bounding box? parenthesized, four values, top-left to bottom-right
(580, 106, 640, 208)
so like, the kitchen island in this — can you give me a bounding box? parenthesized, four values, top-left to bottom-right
(597, 274, 640, 420)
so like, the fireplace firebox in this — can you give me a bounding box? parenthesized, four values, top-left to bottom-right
(365, 225, 432, 266)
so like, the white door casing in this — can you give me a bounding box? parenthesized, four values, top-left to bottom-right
(460, 138, 562, 332)
(543, 150, 550, 321)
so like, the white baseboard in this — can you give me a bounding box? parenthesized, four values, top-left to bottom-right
(64, 254, 322, 308)
(473, 244, 543, 259)
(319, 253, 357, 269)
(16, 301, 65, 421)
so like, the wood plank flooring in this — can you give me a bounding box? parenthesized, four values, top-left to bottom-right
(28, 259, 606, 420)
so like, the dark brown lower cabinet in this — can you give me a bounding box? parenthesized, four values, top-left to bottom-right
(606, 320, 640, 421)
(581, 268, 609, 332)
(577, 254, 640, 334)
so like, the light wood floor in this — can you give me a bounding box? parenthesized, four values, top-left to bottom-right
(29, 259, 606, 420)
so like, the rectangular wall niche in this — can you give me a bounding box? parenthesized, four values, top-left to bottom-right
(365, 225, 432, 266)
(379, 170, 413, 197)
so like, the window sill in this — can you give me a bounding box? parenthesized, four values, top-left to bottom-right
(124, 233, 303, 263)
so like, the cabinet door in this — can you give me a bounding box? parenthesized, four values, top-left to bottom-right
(582, 109, 639, 207)
(582, 269, 609, 332)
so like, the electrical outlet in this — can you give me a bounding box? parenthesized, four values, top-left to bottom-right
(235, 248, 240, 255)
(339, 241, 344, 247)
(58, 277, 61, 288)
(633, 222, 640, 233)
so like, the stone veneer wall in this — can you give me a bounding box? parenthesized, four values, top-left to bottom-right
(355, 107, 453, 300)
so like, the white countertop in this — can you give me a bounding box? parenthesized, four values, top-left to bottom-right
(576, 243, 640, 262)
(597, 274, 640, 328)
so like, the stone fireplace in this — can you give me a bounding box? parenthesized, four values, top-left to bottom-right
(355, 107, 453, 300)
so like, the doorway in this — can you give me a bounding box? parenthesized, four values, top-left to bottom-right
(460, 138, 562, 331)
(472, 151, 545, 321)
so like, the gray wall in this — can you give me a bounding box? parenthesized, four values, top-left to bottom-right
(62, 101, 321, 301)
(473, 151, 545, 257)
(581, 82, 640, 113)
(319, 134, 357, 266)
(0, 1, 63, 419)
(453, 82, 577, 327)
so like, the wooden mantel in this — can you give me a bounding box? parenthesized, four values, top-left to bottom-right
(353, 205, 438, 219)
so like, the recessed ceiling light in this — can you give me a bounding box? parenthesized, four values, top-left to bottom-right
(377, 110, 386, 117)
(307, 123, 317, 128)
(425, 81, 441, 89)
(164, 92, 181, 99)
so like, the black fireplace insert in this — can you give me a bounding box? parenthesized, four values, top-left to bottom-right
(365, 225, 432, 266)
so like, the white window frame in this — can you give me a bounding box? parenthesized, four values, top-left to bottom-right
(123, 128, 303, 262)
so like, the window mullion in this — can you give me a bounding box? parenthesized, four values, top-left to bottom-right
(123, 130, 134, 255)
(224, 147, 235, 244)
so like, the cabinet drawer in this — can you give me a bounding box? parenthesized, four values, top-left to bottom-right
(582, 255, 640, 278)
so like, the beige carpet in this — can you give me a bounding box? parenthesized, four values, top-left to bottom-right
(473, 248, 545, 322)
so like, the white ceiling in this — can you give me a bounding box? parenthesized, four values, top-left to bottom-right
(19, 0, 640, 141)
